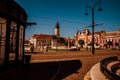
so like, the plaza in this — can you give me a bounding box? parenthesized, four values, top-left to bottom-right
(0, 0, 120, 80)
(0, 49, 120, 80)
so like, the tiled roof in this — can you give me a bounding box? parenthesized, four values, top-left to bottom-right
(106, 32, 118, 36)
(89, 31, 102, 35)
(33, 34, 53, 39)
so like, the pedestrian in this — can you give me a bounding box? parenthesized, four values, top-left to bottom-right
(30, 45, 34, 53)
(44, 45, 48, 53)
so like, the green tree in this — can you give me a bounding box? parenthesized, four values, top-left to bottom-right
(78, 39, 84, 48)
(107, 41, 113, 48)
(57, 37, 66, 45)
(115, 42, 119, 47)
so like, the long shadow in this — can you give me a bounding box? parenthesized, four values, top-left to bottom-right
(52, 60, 82, 80)
(0, 60, 82, 80)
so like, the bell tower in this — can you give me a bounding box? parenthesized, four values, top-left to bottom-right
(55, 22, 60, 36)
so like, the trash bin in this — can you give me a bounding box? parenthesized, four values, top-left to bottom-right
(24, 55, 31, 65)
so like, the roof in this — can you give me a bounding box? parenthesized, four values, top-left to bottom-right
(0, 0, 27, 25)
(55, 22, 60, 28)
(33, 34, 53, 39)
(105, 30, 120, 37)
(89, 31, 102, 35)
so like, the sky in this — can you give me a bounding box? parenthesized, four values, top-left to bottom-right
(16, 0, 120, 39)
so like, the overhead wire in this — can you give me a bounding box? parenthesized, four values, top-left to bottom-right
(27, 15, 90, 26)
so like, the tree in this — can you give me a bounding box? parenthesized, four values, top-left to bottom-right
(107, 41, 113, 48)
(57, 37, 66, 45)
(78, 39, 84, 48)
(115, 42, 119, 47)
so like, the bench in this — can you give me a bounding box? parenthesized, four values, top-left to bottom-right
(100, 56, 120, 80)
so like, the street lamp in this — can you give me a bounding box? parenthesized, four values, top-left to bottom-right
(85, 0, 102, 54)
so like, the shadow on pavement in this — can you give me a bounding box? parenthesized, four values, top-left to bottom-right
(0, 60, 82, 80)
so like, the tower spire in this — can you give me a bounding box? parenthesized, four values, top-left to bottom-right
(55, 22, 60, 36)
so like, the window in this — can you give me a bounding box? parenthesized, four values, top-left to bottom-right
(9, 21, 17, 60)
(0, 17, 6, 64)
(18, 25, 24, 60)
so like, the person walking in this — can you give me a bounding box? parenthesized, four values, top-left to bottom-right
(44, 45, 48, 53)
(30, 45, 34, 53)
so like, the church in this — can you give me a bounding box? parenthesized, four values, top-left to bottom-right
(29, 22, 66, 50)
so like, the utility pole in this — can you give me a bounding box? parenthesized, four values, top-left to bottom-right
(85, 0, 103, 54)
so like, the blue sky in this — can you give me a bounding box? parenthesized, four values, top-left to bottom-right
(16, 0, 120, 39)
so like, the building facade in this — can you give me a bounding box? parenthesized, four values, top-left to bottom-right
(29, 22, 61, 50)
(75, 29, 120, 48)
(30, 34, 54, 50)
(0, 0, 27, 66)
(100, 30, 120, 47)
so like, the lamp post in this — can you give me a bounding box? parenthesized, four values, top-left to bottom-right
(85, 0, 102, 54)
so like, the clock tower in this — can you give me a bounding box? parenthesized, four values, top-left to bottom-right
(55, 22, 60, 36)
